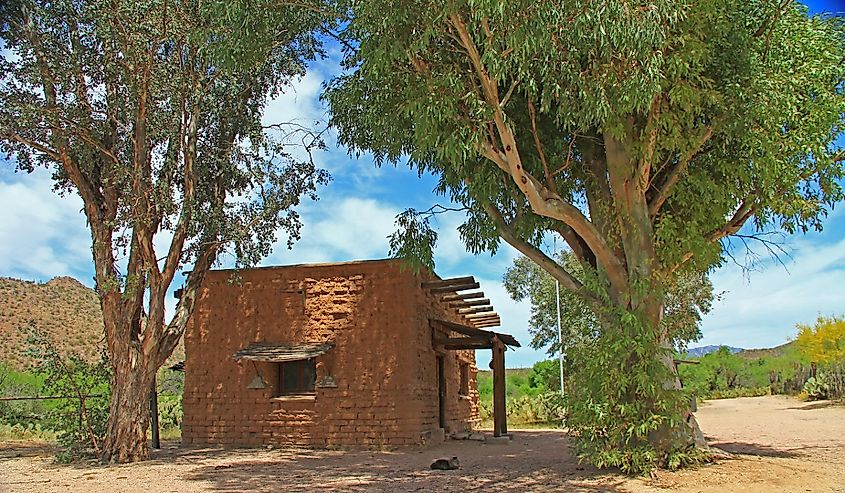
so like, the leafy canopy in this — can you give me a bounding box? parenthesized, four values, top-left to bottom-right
(796, 315, 845, 365)
(326, 0, 844, 288)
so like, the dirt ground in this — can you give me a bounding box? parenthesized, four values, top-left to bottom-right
(1, 395, 844, 493)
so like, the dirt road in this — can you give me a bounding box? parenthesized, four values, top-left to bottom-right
(1, 395, 843, 492)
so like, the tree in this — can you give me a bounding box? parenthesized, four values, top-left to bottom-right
(528, 359, 562, 392)
(0, 0, 330, 462)
(325, 0, 844, 471)
(504, 251, 715, 357)
(795, 315, 845, 365)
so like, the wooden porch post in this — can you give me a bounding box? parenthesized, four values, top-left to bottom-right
(492, 335, 507, 437)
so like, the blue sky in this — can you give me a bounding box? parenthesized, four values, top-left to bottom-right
(1, 2, 844, 368)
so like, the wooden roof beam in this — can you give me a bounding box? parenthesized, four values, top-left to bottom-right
(441, 292, 485, 302)
(434, 336, 494, 350)
(429, 282, 480, 294)
(465, 312, 499, 320)
(449, 298, 490, 308)
(421, 276, 475, 289)
(474, 321, 501, 328)
(429, 318, 519, 347)
(458, 306, 494, 315)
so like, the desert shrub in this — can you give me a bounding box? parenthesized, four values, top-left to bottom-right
(0, 421, 56, 441)
(803, 374, 830, 401)
(795, 316, 845, 364)
(706, 387, 770, 400)
(528, 359, 565, 392)
(508, 391, 566, 424)
(24, 326, 110, 462)
(478, 390, 566, 426)
(155, 366, 184, 434)
(157, 394, 183, 430)
(0, 363, 48, 428)
(679, 345, 809, 400)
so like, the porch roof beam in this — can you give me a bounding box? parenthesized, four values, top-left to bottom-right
(441, 291, 485, 302)
(428, 282, 480, 294)
(421, 276, 476, 289)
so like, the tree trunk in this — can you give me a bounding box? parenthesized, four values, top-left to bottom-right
(648, 335, 708, 457)
(101, 347, 155, 463)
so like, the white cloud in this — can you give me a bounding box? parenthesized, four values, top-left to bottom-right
(262, 69, 326, 129)
(262, 196, 399, 266)
(0, 169, 92, 282)
(699, 218, 845, 349)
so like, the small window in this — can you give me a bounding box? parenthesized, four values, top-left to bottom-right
(459, 363, 469, 396)
(277, 358, 316, 395)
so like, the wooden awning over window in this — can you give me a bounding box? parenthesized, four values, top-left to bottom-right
(232, 342, 334, 362)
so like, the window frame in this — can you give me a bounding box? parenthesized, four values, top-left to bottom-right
(276, 358, 317, 396)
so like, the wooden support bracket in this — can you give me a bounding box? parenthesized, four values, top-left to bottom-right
(449, 298, 491, 308)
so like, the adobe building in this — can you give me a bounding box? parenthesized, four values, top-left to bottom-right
(181, 259, 519, 448)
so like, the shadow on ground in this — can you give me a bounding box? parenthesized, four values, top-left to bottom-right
(167, 431, 629, 493)
(786, 400, 838, 411)
(0, 440, 54, 459)
(706, 441, 799, 458)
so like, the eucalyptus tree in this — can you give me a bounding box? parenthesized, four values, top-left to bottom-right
(0, 0, 330, 462)
(325, 0, 844, 471)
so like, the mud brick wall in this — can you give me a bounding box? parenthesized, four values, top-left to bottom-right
(182, 259, 479, 448)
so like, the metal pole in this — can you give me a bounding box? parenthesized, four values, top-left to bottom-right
(556, 278, 564, 395)
(149, 377, 160, 449)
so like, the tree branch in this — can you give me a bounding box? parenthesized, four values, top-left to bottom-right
(640, 95, 661, 192)
(648, 126, 714, 219)
(708, 198, 756, 242)
(451, 13, 628, 294)
(7, 134, 60, 160)
(527, 100, 554, 190)
(481, 201, 602, 308)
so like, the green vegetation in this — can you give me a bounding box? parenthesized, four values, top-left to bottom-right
(0, 329, 184, 461)
(796, 316, 845, 365)
(477, 361, 565, 427)
(679, 317, 845, 402)
(23, 326, 111, 462)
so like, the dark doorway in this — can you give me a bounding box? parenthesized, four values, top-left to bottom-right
(436, 355, 446, 429)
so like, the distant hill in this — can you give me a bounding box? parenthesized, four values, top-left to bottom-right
(0, 276, 186, 371)
(0, 276, 103, 369)
(737, 341, 796, 359)
(686, 345, 744, 357)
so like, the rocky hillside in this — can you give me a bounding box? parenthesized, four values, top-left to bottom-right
(738, 341, 797, 360)
(0, 276, 103, 369)
(686, 345, 744, 357)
